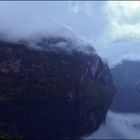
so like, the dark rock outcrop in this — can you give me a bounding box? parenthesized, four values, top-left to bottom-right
(0, 37, 115, 139)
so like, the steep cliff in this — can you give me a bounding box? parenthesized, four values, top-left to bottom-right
(0, 36, 115, 139)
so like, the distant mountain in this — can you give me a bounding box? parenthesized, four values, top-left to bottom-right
(110, 60, 140, 112)
(0, 36, 115, 139)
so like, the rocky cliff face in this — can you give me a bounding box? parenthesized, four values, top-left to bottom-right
(0, 37, 115, 139)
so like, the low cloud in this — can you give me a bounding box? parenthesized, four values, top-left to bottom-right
(84, 111, 140, 139)
(0, 1, 140, 66)
(98, 36, 140, 67)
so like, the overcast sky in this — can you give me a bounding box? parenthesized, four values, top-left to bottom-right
(0, 1, 140, 66)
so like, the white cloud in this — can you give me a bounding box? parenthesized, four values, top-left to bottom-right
(0, 1, 107, 45)
(68, 1, 82, 13)
(102, 1, 140, 45)
(94, 1, 140, 66)
(68, 1, 93, 16)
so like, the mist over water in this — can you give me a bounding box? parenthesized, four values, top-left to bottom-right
(84, 111, 140, 139)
